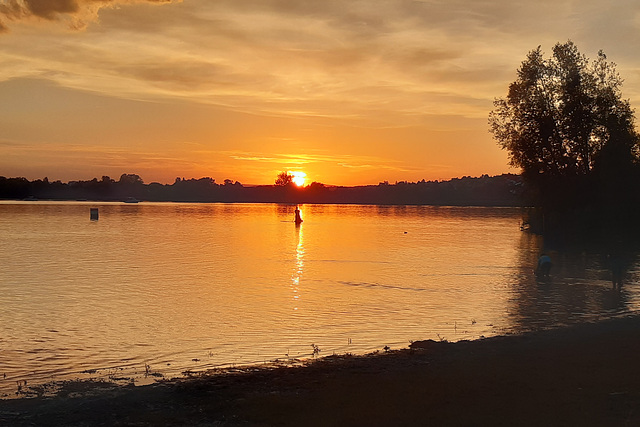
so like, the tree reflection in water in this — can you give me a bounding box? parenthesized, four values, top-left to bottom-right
(506, 233, 640, 333)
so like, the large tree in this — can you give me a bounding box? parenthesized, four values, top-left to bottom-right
(489, 41, 639, 182)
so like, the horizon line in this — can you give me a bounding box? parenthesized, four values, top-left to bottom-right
(1, 172, 521, 188)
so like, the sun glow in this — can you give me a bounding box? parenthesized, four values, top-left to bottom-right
(290, 171, 307, 187)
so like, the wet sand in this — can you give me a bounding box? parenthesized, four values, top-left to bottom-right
(2, 315, 640, 426)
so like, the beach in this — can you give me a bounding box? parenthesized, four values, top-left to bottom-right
(2, 315, 640, 426)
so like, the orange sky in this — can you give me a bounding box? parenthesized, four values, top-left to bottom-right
(1, 0, 639, 185)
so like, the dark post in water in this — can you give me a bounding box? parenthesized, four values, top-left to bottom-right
(90, 208, 99, 221)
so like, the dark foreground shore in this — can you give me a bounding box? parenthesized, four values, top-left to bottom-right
(3, 316, 640, 426)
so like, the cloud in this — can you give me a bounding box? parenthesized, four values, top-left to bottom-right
(0, 0, 177, 31)
(225, 150, 409, 171)
(4, 0, 639, 126)
(12, 0, 79, 20)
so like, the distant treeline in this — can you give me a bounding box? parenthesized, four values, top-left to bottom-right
(0, 173, 524, 206)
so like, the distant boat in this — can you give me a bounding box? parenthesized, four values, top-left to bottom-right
(124, 197, 140, 204)
(22, 195, 38, 201)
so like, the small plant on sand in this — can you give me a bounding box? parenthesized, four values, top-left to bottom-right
(383, 345, 390, 353)
(437, 334, 448, 343)
(311, 343, 321, 358)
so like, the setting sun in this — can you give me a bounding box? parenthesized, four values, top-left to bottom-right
(290, 171, 307, 187)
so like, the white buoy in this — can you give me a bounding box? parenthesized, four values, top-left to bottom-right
(90, 208, 99, 221)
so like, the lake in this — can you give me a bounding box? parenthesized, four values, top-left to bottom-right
(1, 201, 638, 397)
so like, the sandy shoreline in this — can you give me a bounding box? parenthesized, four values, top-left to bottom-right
(2, 315, 640, 426)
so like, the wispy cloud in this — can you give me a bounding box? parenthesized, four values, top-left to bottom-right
(0, 0, 179, 32)
(225, 150, 408, 170)
(3, 0, 639, 118)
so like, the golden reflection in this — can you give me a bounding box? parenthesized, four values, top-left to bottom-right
(291, 215, 305, 311)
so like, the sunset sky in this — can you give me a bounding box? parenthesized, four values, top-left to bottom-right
(1, 0, 639, 186)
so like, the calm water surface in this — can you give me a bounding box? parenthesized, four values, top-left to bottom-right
(1, 201, 639, 396)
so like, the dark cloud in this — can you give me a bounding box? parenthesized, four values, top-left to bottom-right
(0, 0, 176, 31)
(25, 0, 80, 20)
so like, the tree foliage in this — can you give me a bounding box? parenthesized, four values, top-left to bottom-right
(490, 41, 640, 241)
(275, 171, 293, 186)
(118, 173, 144, 185)
(489, 41, 639, 181)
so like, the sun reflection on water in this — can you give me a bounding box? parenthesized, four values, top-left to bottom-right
(291, 219, 305, 310)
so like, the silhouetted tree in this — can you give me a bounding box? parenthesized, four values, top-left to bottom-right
(118, 173, 144, 185)
(275, 171, 293, 186)
(489, 41, 639, 182)
(489, 41, 640, 239)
